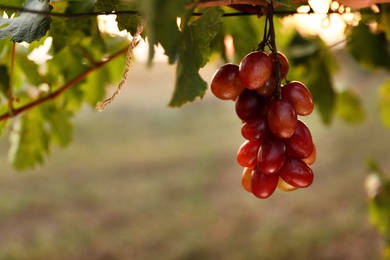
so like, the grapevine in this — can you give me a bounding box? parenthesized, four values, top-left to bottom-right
(210, 3, 316, 199)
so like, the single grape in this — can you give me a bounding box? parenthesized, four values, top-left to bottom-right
(285, 120, 314, 159)
(267, 99, 297, 139)
(210, 63, 246, 100)
(239, 51, 272, 90)
(237, 140, 262, 168)
(302, 144, 316, 166)
(277, 177, 298, 192)
(242, 167, 253, 193)
(241, 116, 269, 141)
(269, 51, 289, 79)
(235, 89, 265, 121)
(281, 81, 314, 116)
(279, 157, 314, 188)
(256, 74, 276, 97)
(257, 136, 286, 174)
(251, 166, 279, 199)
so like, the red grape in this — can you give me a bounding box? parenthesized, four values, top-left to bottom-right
(256, 74, 276, 97)
(239, 51, 272, 90)
(251, 166, 279, 199)
(286, 120, 314, 159)
(242, 167, 253, 193)
(210, 63, 246, 100)
(302, 144, 316, 166)
(257, 136, 286, 174)
(241, 116, 269, 141)
(237, 140, 262, 167)
(281, 81, 314, 116)
(269, 51, 289, 79)
(267, 99, 297, 139)
(279, 157, 314, 188)
(235, 89, 265, 121)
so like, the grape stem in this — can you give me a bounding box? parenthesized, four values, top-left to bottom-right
(267, 3, 282, 99)
(256, 2, 282, 99)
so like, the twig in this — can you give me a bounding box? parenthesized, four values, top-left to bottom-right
(0, 46, 129, 122)
(8, 42, 16, 116)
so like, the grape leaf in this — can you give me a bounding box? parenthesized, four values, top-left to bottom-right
(366, 160, 390, 255)
(169, 7, 223, 107)
(8, 109, 49, 170)
(40, 103, 73, 147)
(307, 57, 335, 125)
(347, 22, 390, 70)
(94, 0, 142, 36)
(223, 15, 259, 62)
(0, 65, 10, 96)
(139, 0, 188, 64)
(335, 90, 366, 124)
(0, 0, 53, 43)
(287, 33, 336, 124)
(0, 0, 26, 16)
(379, 79, 390, 128)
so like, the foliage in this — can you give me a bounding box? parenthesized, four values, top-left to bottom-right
(0, 0, 390, 257)
(366, 160, 390, 259)
(0, 2, 388, 169)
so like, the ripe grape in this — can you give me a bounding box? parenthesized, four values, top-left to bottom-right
(302, 144, 316, 166)
(256, 75, 276, 97)
(269, 51, 289, 79)
(210, 63, 246, 100)
(251, 166, 279, 199)
(242, 167, 253, 192)
(241, 116, 269, 141)
(267, 99, 297, 139)
(257, 136, 286, 174)
(237, 140, 262, 167)
(210, 50, 316, 199)
(277, 177, 298, 192)
(281, 81, 314, 116)
(239, 51, 272, 90)
(285, 120, 314, 159)
(279, 157, 314, 188)
(235, 89, 265, 121)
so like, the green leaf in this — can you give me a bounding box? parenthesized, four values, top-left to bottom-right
(169, 7, 223, 107)
(379, 79, 390, 128)
(15, 45, 42, 86)
(116, 15, 143, 35)
(0, 0, 26, 16)
(365, 160, 390, 252)
(307, 58, 335, 125)
(8, 109, 49, 170)
(190, 7, 224, 68)
(287, 33, 336, 124)
(223, 16, 259, 62)
(140, 0, 188, 64)
(0, 65, 10, 95)
(347, 22, 390, 70)
(40, 103, 73, 147)
(80, 64, 110, 107)
(335, 90, 366, 124)
(0, 0, 53, 43)
(94, 0, 142, 36)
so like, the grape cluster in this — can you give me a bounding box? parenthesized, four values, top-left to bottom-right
(210, 51, 316, 199)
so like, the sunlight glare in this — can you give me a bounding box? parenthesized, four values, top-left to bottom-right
(283, 0, 360, 48)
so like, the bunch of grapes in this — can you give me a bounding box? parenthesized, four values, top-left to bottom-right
(210, 50, 316, 199)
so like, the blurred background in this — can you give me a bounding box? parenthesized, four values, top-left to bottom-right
(0, 46, 389, 259)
